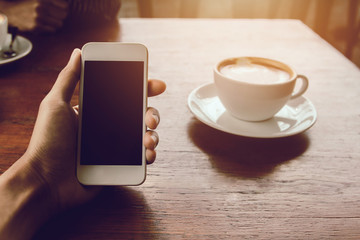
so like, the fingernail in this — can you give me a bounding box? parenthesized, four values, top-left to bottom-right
(152, 112, 160, 125)
(151, 134, 158, 148)
(72, 48, 80, 56)
(69, 49, 78, 62)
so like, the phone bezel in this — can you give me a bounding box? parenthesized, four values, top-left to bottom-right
(77, 42, 148, 185)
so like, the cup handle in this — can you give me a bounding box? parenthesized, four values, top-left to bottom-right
(291, 74, 309, 99)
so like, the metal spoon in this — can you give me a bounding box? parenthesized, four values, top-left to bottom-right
(2, 26, 18, 59)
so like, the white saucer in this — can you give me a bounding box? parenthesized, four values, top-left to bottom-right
(188, 83, 317, 138)
(0, 34, 32, 65)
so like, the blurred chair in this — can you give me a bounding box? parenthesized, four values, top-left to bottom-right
(136, 0, 359, 60)
(137, 0, 152, 17)
(344, 0, 359, 58)
(179, 0, 199, 18)
(137, 0, 199, 18)
(268, 0, 311, 21)
(313, 0, 335, 39)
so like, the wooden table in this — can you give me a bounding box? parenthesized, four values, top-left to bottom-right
(1, 19, 360, 239)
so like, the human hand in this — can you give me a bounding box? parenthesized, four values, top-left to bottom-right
(21, 48, 166, 212)
(0, 48, 165, 240)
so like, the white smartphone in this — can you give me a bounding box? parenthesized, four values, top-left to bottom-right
(77, 42, 148, 185)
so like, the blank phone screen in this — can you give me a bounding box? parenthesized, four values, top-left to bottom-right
(80, 61, 144, 165)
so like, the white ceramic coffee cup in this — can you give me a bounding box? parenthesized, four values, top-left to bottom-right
(214, 57, 308, 121)
(0, 13, 8, 51)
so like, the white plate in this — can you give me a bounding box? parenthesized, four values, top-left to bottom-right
(188, 83, 317, 138)
(0, 34, 32, 65)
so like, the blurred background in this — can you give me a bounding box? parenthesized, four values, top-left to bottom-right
(119, 0, 360, 68)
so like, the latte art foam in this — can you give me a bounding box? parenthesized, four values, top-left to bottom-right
(220, 63, 290, 84)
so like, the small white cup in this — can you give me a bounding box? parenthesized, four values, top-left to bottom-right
(214, 57, 308, 121)
(0, 13, 8, 51)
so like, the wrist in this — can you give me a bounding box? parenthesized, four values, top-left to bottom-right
(0, 158, 56, 240)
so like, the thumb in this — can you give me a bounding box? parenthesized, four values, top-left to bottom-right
(51, 49, 81, 102)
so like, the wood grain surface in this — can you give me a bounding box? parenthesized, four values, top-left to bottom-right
(1, 18, 359, 239)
